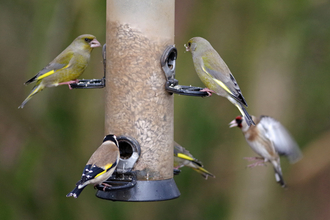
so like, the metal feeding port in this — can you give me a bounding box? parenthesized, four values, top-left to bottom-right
(70, 44, 107, 89)
(160, 45, 209, 97)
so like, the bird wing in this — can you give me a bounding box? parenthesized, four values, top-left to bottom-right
(77, 161, 117, 186)
(77, 164, 105, 185)
(259, 116, 303, 163)
(25, 50, 74, 84)
(173, 142, 215, 179)
(201, 53, 248, 106)
(76, 140, 119, 186)
(246, 122, 277, 158)
(174, 142, 203, 167)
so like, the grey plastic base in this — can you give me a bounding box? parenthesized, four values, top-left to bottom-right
(95, 178, 180, 202)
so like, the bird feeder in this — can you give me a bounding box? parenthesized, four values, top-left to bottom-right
(95, 0, 180, 202)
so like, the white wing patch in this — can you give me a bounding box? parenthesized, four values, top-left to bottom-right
(259, 116, 302, 163)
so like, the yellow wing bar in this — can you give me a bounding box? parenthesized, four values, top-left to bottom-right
(177, 153, 194, 161)
(201, 65, 233, 95)
(36, 64, 70, 81)
(94, 163, 113, 178)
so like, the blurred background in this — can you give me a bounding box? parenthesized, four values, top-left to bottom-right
(1, 0, 330, 219)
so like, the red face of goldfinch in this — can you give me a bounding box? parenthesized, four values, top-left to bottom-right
(229, 116, 244, 129)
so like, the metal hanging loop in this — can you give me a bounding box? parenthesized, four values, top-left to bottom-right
(160, 45, 209, 97)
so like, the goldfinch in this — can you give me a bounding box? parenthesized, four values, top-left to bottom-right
(185, 37, 254, 126)
(174, 141, 215, 179)
(19, 34, 101, 108)
(66, 134, 120, 198)
(229, 115, 303, 187)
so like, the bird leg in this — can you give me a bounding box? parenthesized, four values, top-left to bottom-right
(101, 182, 112, 191)
(244, 157, 267, 167)
(93, 182, 112, 191)
(200, 88, 215, 97)
(57, 79, 79, 90)
(173, 165, 184, 169)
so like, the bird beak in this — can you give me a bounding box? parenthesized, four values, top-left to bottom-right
(229, 119, 238, 128)
(90, 39, 101, 48)
(184, 44, 189, 52)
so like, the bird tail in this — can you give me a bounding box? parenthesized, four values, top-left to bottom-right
(66, 185, 86, 198)
(25, 75, 38, 85)
(192, 167, 216, 180)
(235, 103, 255, 126)
(18, 83, 44, 109)
(271, 160, 286, 188)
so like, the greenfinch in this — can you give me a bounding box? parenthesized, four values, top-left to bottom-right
(185, 37, 254, 126)
(229, 115, 303, 187)
(174, 141, 215, 179)
(19, 34, 101, 108)
(67, 135, 120, 198)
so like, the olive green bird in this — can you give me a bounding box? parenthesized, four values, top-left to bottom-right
(185, 37, 254, 126)
(174, 142, 215, 179)
(19, 34, 101, 108)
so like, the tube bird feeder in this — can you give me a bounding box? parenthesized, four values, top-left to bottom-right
(96, 0, 180, 201)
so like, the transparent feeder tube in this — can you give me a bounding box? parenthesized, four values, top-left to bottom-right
(105, 0, 175, 181)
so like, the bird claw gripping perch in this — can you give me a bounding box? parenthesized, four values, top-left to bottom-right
(160, 45, 209, 97)
(173, 169, 181, 175)
(70, 44, 107, 89)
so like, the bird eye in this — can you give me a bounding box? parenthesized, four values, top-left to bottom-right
(188, 42, 191, 47)
(85, 38, 92, 43)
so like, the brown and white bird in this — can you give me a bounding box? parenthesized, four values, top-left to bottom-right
(66, 134, 120, 198)
(229, 115, 302, 187)
(174, 142, 215, 179)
